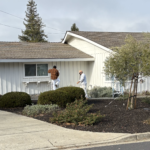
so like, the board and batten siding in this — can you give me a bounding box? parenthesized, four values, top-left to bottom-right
(67, 36, 150, 93)
(67, 37, 110, 88)
(0, 61, 89, 95)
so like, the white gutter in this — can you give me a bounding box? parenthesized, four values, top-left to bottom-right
(0, 58, 95, 63)
(62, 32, 113, 53)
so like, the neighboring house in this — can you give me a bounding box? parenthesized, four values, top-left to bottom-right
(0, 31, 148, 95)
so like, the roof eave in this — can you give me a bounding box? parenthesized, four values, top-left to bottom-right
(62, 32, 113, 53)
(0, 58, 95, 63)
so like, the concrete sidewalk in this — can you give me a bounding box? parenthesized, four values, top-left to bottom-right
(0, 111, 150, 150)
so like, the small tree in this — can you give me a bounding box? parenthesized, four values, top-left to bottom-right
(104, 35, 150, 109)
(71, 23, 79, 31)
(19, 0, 47, 42)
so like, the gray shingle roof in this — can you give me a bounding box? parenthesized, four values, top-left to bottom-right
(69, 31, 147, 48)
(0, 42, 93, 59)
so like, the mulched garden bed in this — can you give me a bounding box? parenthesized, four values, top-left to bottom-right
(1, 99, 150, 133)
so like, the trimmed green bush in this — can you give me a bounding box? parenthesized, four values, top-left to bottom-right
(37, 87, 85, 108)
(57, 86, 85, 99)
(22, 104, 59, 117)
(38, 90, 72, 108)
(50, 99, 104, 126)
(0, 92, 31, 108)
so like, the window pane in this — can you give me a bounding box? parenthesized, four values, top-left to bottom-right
(25, 64, 36, 76)
(37, 64, 48, 76)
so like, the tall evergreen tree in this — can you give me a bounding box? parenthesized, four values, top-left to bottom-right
(71, 23, 79, 31)
(19, 0, 48, 42)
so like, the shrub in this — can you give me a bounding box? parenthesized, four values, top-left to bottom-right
(50, 99, 104, 126)
(87, 86, 112, 98)
(115, 89, 129, 100)
(116, 94, 128, 100)
(38, 90, 73, 108)
(0, 92, 31, 108)
(116, 95, 129, 100)
(38, 87, 85, 108)
(57, 86, 85, 99)
(22, 104, 59, 117)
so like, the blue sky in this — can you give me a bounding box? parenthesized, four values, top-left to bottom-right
(0, 0, 150, 42)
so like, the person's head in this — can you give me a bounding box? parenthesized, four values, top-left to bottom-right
(79, 70, 83, 75)
(53, 66, 57, 69)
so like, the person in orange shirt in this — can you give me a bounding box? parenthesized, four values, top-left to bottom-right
(48, 66, 60, 90)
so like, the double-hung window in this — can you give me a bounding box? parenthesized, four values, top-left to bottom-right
(25, 64, 48, 77)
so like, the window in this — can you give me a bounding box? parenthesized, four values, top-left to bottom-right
(37, 64, 48, 76)
(25, 64, 36, 76)
(25, 64, 48, 77)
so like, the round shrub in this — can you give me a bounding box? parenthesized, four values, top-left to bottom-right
(38, 90, 74, 108)
(0, 92, 31, 108)
(37, 87, 85, 108)
(57, 86, 85, 100)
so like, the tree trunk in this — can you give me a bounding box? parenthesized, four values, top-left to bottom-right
(134, 77, 138, 109)
(126, 76, 134, 110)
(130, 78, 136, 109)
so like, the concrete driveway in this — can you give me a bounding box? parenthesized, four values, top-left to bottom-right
(0, 110, 133, 150)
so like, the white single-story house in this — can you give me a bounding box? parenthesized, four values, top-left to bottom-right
(0, 31, 149, 95)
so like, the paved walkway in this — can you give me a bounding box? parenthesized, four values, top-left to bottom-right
(0, 110, 132, 150)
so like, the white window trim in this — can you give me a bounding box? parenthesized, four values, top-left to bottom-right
(23, 63, 49, 78)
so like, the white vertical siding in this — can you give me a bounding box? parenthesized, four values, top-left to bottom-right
(0, 61, 89, 95)
(68, 37, 110, 88)
(3, 63, 6, 94)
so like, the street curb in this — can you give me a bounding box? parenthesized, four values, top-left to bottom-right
(47, 132, 150, 150)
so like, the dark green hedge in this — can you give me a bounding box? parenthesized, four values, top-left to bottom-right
(57, 87, 85, 99)
(0, 92, 31, 108)
(37, 86, 85, 108)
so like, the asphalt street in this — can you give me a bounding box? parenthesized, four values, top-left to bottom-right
(78, 141, 150, 150)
